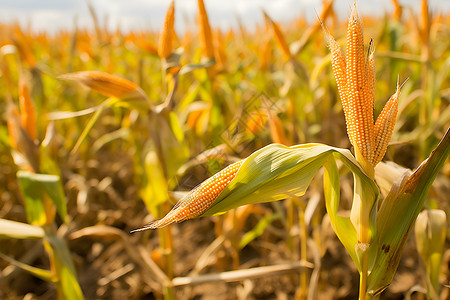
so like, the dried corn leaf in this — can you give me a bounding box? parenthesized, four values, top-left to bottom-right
(59, 71, 147, 101)
(19, 73, 37, 141)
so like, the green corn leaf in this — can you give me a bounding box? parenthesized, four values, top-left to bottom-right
(17, 171, 47, 225)
(0, 218, 45, 239)
(156, 113, 189, 180)
(45, 235, 84, 300)
(169, 111, 185, 144)
(239, 212, 282, 249)
(0, 126, 10, 147)
(367, 127, 450, 295)
(0, 251, 53, 282)
(71, 97, 120, 154)
(17, 171, 68, 224)
(140, 150, 169, 218)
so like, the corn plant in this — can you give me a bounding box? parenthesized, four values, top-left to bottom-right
(1, 70, 83, 300)
(1, 0, 448, 298)
(132, 3, 450, 299)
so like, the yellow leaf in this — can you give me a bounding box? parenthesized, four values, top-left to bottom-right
(59, 71, 146, 100)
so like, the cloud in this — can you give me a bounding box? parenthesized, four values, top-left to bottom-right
(0, 0, 448, 34)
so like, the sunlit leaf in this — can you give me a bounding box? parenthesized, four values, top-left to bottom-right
(0, 218, 45, 239)
(45, 235, 84, 300)
(17, 170, 67, 224)
(17, 171, 48, 225)
(59, 71, 147, 101)
(140, 150, 169, 217)
(179, 58, 215, 75)
(368, 127, 450, 295)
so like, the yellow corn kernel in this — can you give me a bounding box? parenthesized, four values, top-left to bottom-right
(367, 41, 375, 107)
(373, 86, 400, 165)
(158, 0, 175, 59)
(198, 0, 214, 59)
(132, 160, 244, 232)
(322, 26, 348, 125)
(345, 4, 374, 165)
(323, 2, 402, 174)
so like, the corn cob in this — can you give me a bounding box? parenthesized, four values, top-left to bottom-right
(373, 84, 400, 165)
(158, 0, 175, 59)
(324, 2, 401, 174)
(345, 5, 375, 166)
(132, 160, 244, 232)
(391, 0, 403, 21)
(198, 0, 214, 59)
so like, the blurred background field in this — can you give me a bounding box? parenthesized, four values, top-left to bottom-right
(0, 0, 449, 299)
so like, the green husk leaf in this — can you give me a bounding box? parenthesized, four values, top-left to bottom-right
(368, 127, 450, 295)
(0, 218, 45, 239)
(196, 143, 378, 271)
(201, 143, 378, 219)
(323, 158, 359, 269)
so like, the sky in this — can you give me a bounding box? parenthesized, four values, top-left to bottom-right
(0, 0, 449, 34)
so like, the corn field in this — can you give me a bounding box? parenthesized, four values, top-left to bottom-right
(0, 0, 449, 299)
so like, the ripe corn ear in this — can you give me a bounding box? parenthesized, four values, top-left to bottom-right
(158, 0, 175, 59)
(198, 0, 214, 59)
(345, 5, 375, 166)
(373, 86, 400, 165)
(132, 160, 244, 232)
